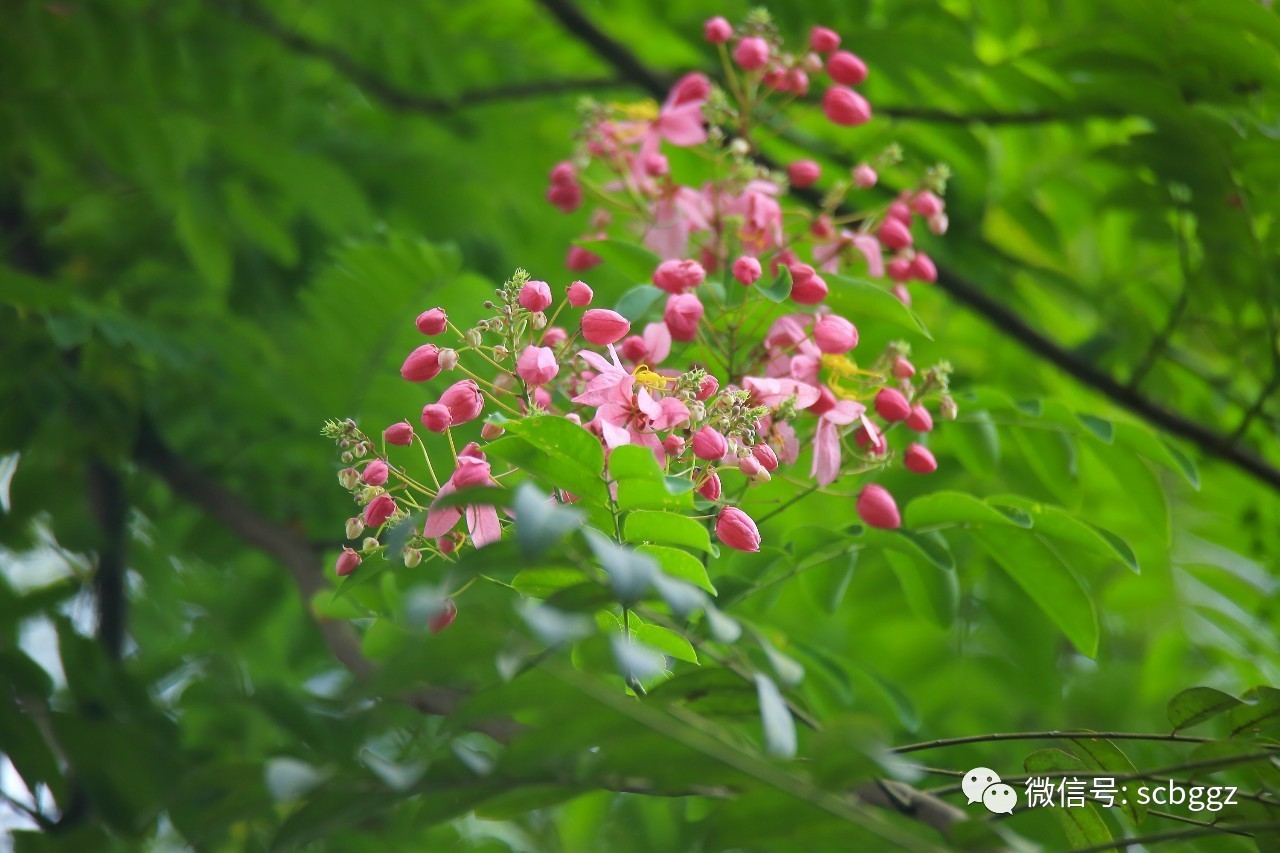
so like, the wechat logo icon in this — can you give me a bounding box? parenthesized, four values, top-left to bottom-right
(964, 767, 1017, 814)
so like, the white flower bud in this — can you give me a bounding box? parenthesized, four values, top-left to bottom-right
(729, 138, 750, 157)
(338, 468, 360, 490)
(531, 311, 548, 330)
(465, 329, 482, 348)
(493, 345, 509, 360)
(345, 517, 364, 539)
(403, 548, 422, 568)
(439, 348, 459, 371)
(481, 422, 505, 440)
(353, 441, 368, 458)
(362, 537, 380, 553)
(340, 451, 354, 464)
(941, 394, 958, 421)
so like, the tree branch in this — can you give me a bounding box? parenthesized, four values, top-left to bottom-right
(893, 730, 1280, 755)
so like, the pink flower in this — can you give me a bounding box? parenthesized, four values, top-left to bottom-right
(543, 326, 569, 347)
(645, 185, 711, 259)
(653, 259, 706, 294)
(810, 26, 840, 53)
(729, 181, 784, 254)
(573, 347, 690, 457)
(911, 191, 944, 218)
(733, 37, 770, 71)
(893, 356, 916, 379)
(790, 268, 829, 304)
(547, 161, 583, 213)
(875, 388, 911, 422)
(822, 86, 872, 126)
(886, 201, 913, 224)
(787, 160, 821, 189)
(364, 494, 396, 528)
(429, 599, 458, 634)
(566, 280, 594, 306)
(567, 244, 603, 270)
(813, 314, 858, 354)
(905, 443, 938, 474)
(692, 426, 728, 461)
(910, 252, 937, 283)
(424, 453, 502, 548)
(438, 379, 484, 426)
(416, 307, 447, 335)
(618, 322, 672, 365)
(401, 345, 442, 382)
(517, 345, 559, 385)
(752, 443, 779, 471)
(879, 218, 913, 251)
(698, 471, 722, 501)
(335, 547, 361, 577)
(582, 309, 632, 345)
(857, 485, 901, 529)
(383, 421, 414, 446)
(733, 255, 762, 285)
(705, 16, 732, 43)
(519, 280, 553, 312)
(663, 434, 686, 456)
(744, 376, 821, 410)
(827, 51, 868, 85)
(696, 374, 718, 401)
(738, 455, 763, 477)
(664, 293, 704, 342)
(906, 404, 934, 433)
(855, 420, 888, 456)
(853, 163, 878, 188)
(888, 257, 912, 282)
(812, 400, 865, 486)
(421, 403, 451, 433)
(361, 460, 389, 486)
(716, 507, 761, 552)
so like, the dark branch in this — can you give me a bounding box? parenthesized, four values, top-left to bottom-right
(85, 458, 128, 660)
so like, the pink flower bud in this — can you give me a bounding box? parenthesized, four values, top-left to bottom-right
(696, 374, 719, 401)
(827, 51, 868, 86)
(887, 257, 912, 282)
(481, 421, 505, 440)
(401, 344, 442, 382)
(567, 244, 603, 270)
(733, 36, 770, 71)
(716, 506, 761, 552)
(892, 356, 916, 379)
(361, 459, 389, 486)
(822, 86, 872, 126)
(732, 256, 762, 285)
(904, 443, 937, 474)
(335, 547, 361, 577)
(643, 152, 670, 176)
(787, 68, 810, 96)
(927, 212, 949, 235)
(549, 161, 576, 184)
(704, 16, 732, 43)
(566, 280, 593, 307)
(790, 271, 829, 305)
(878, 218, 913, 251)
(517, 345, 559, 386)
(812, 314, 858, 354)
(438, 379, 484, 426)
(429, 599, 457, 634)
(886, 201, 913, 224)
(663, 434, 686, 456)
(853, 163, 878, 189)
(416, 307, 448, 335)
(664, 293, 704, 342)
(910, 252, 937, 283)
(787, 159, 821, 189)
(364, 494, 396, 528)
(519, 280, 553, 312)
(892, 284, 912, 306)
(854, 423, 888, 456)
(653, 259, 706, 294)
(875, 387, 912, 422)
(542, 326, 568, 347)
(751, 443, 779, 471)
(438, 348, 458, 371)
(547, 181, 583, 213)
(856, 484, 901, 529)
(906, 404, 934, 433)
(618, 335, 647, 362)
(692, 426, 728, 461)
(810, 25, 841, 53)
(738, 455, 763, 477)
(438, 533, 459, 554)
(383, 421, 414, 446)
(581, 309, 631, 345)
(421, 403, 451, 433)
(698, 471, 722, 501)
(911, 191, 944, 218)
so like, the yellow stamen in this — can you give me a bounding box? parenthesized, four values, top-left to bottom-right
(615, 100, 659, 121)
(821, 354, 877, 401)
(632, 364, 670, 391)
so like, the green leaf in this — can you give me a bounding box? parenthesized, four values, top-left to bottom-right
(885, 550, 957, 628)
(1167, 686, 1244, 732)
(861, 527, 956, 571)
(614, 284, 666, 322)
(755, 264, 792, 302)
(632, 622, 698, 664)
(754, 673, 797, 759)
(623, 510, 714, 554)
(489, 416, 607, 505)
(512, 483, 584, 557)
(579, 238, 661, 284)
(612, 446, 694, 510)
(582, 529, 657, 604)
(949, 411, 1001, 476)
(1068, 736, 1146, 824)
(824, 273, 931, 338)
(511, 568, 586, 598)
(1228, 686, 1280, 738)
(1111, 422, 1199, 488)
(971, 528, 1099, 657)
(904, 491, 1028, 529)
(176, 191, 232, 291)
(1023, 749, 1113, 847)
(1077, 414, 1115, 443)
(989, 496, 1139, 573)
(636, 544, 716, 594)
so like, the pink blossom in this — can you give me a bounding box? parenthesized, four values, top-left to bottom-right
(383, 421, 414, 446)
(733, 255, 763, 285)
(653, 259, 706, 294)
(752, 443, 779, 471)
(438, 379, 484, 426)
(664, 293, 704, 342)
(696, 374, 718, 401)
(692, 426, 728, 461)
(823, 86, 872, 126)
(581, 309, 631, 345)
(888, 257, 912, 282)
(878, 218, 913, 251)
(645, 186, 711, 259)
(733, 37, 770, 71)
(906, 404, 934, 433)
(812, 399, 865, 486)
(566, 280, 594, 306)
(911, 191, 944, 218)
(416, 308, 447, 335)
(424, 452, 502, 548)
(618, 322, 672, 365)
(421, 403, 451, 433)
(698, 471, 722, 501)
(729, 181, 784, 255)
(855, 419, 888, 456)
(857, 484, 901, 529)
(905, 443, 937, 474)
(744, 376, 822, 410)
(335, 547, 361, 577)
(567, 244, 603, 271)
(573, 347, 690, 457)
(910, 252, 937, 283)
(853, 163, 878, 188)
(875, 388, 911, 422)
(517, 345, 559, 386)
(705, 16, 732, 44)
(519, 280, 553, 312)
(401, 344, 442, 382)
(542, 326, 569, 347)
(364, 494, 396, 528)
(893, 356, 917, 379)
(788, 160, 821, 189)
(361, 459, 389, 486)
(827, 51, 868, 85)
(716, 506, 761, 552)
(810, 26, 841, 53)
(813, 315, 858, 354)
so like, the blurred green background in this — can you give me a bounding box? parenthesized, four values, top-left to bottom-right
(2, 0, 1279, 849)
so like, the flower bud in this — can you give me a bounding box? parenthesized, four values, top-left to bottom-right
(887, 257, 912, 282)
(339, 467, 360, 490)
(790, 271, 829, 305)
(893, 356, 916, 379)
(692, 426, 728, 461)
(928, 212, 949, 235)
(429, 599, 458, 634)
(911, 191, 944, 218)
(421, 403, 451, 433)
(810, 25, 840, 53)
(345, 517, 364, 540)
(481, 421, 505, 440)
(704, 16, 732, 43)
(664, 293, 704, 342)
(906, 404, 934, 433)
(813, 314, 859, 354)
(653, 259, 706, 294)
(362, 536, 380, 552)
(335, 547, 361, 577)
(566, 280, 593, 307)
(904, 443, 938, 474)
(401, 344, 443, 382)
(892, 284, 912, 306)
(909, 253, 937, 283)
(716, 506, 761, 552)
(353, 441, 368, 458)
(856, 484, 901, 529)
(738, 455, 763, 477)
(732, 255, 762, 286)
(827, 50, 868, 85)
(940, 394, 958, 421)
(696, 374, 719, 401)
(853, 163, 878, 189)
(822, 85, 871, 126)
(787, 160, 821, 189)
(687, 401, 706, 423)
(532, 312, 548, 330)
(698, 471, 722, 501)
(733, 36, 770, 71)
(519, 280, 553, 312)
(517, 345, 559, 385)
(878, 218, 913, 251)
(340, 451, 353, 463)
(581, 309, 631, 346)
(875, 387, 912, 422)
(751, 443, 779, 472)
(416, 307, 448, 335)
(662, 434, 686, 456)
(438, 379, 484, 426)
(384, 421, 414, 446)
(465, 329, 482, 348)
(567, 244, 604, 271)
(364, 494, 396, 528)
(403, 548, 423, 568)
(729, 138, 750, 157)
(361, 459, 390, 487)
(543, 326, 568, 347)
(854, 423, 888, 456)
(493, 345, 509, 360)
